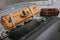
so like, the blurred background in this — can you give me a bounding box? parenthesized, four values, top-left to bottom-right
(0, 0, 48, 9)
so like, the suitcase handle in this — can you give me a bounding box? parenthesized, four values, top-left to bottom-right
(20, 11, 29, 18)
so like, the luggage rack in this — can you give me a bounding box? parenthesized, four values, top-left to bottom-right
(0, 2, 59, 40)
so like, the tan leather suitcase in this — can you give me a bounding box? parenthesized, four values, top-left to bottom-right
(1, 4, 40, 30)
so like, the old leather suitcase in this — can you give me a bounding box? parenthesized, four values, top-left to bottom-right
(40, 8, 59, 16)
(1, 4, 40, 30)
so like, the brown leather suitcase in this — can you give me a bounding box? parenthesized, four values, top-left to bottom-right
(1, 4, 40, 30)
(40, 8, 59, 16)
